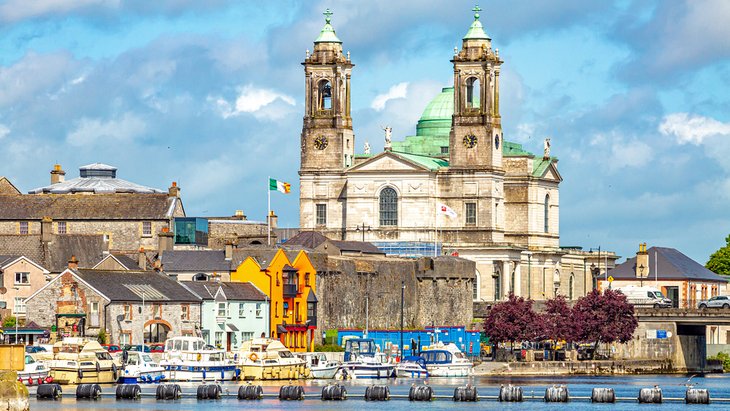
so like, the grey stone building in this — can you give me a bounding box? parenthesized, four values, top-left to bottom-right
(25, 268, 201, 345)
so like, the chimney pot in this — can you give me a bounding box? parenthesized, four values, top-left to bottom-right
(168, 182, 180, 197)
(68, 255, 79, 270)
(50, 164, 66, 184)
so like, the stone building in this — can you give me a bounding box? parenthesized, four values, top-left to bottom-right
(0, 163, 184, 254)
(25, 267, 201, 345)
(298, 8, 615, 304)
(0, 255, 50, 318)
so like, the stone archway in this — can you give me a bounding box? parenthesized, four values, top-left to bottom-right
(144, 319, 172, 343)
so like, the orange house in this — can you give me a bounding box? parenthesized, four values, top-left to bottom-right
(231, 249, 317, 352)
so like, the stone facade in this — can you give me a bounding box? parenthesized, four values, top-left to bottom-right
(0, 257, 50, 318)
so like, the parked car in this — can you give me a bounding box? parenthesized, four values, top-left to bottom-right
(150, 343, 165, 353)
(698, 296, 730, 309)
(25, 346, 47, 354)
(102, 344, 122, 353)
(122, 344, 151, 353)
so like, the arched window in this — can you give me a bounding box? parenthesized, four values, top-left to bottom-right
(544, 194, 550, 233)
(569, 273, 575, 300)
(379, 187, 398, 226)
(318, 80, 332, 110)
(193, 273, 208, 281)
(466, 77, 480, 109)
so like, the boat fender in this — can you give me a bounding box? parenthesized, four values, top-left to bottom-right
(77, 368, 84, 380)
(45, 376, 54, 384)
(249, 353, 258, 362)
(37, 377, 43, 385)
(112, 363, 118, 380)
(122, 351, 128, 363)
(27, 377, 33, 386)
(197, 353, 202, 361)
(95, 362, 101, 373)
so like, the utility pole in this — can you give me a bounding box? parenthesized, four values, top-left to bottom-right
(400, 281, 405, 362)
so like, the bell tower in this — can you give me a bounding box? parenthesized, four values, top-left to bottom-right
(449, 5, 503, 170)
(300, 9, 355, 172)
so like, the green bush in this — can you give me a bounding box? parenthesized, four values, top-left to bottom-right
(2, 316, 16, 328)
(97, 329, 108, 344)
(708, 352, 730, 372)
(314, 344, 344, 352)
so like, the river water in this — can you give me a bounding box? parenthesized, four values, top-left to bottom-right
(28, 374, 730, 410)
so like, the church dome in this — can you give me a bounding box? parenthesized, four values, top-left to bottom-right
(416, 87, 454, 139)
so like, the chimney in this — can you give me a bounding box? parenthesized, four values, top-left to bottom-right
(50, 164, 66, 184)
(68, 255, 79, 270)
(168, 181, 180, 198)
(157, 227, 174, 254)
(233, 210, 247, 220)
(41, 216, 53, 243)
(138, 247, 147, 270)
(268, 210, 278, 229)
(225, 240, 234, 260)
(635, 243, 650, 278)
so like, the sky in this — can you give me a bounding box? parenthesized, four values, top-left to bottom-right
(1, 0, 729, 264)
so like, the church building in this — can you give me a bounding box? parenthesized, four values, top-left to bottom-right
(298, 8, 614, 303)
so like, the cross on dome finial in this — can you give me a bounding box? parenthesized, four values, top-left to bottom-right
(324, 8, 333, 24)
(472, 4, 482, 20)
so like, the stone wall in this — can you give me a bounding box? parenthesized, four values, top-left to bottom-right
(315, 255, 474, 339)
(208, 219, 269, 248)
(108, 302, 201, 345)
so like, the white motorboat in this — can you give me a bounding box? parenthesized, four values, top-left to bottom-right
(417, 342, 473, 377)
(295, 352, 340, 379)
(160, 336, 238, 382)
(17, 354, 52, 385)
(119, 350, 166, 384)
(394, 356, 429, 378)
(39, 338, 119, 384)
(340, 338, 395, 379)
(236, 338, 307, 380)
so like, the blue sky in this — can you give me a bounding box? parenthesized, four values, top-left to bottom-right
(1, 0, 729, 264)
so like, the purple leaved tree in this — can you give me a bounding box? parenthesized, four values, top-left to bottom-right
(483, 294, 540, 346)
(572, 289, 638, 349)
(543, 295, 574, 343)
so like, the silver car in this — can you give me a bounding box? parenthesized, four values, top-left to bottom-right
(697, 295, 730, 309)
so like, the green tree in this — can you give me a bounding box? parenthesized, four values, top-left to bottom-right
(97, 329, 108, 344)
(2, 316, 16, 328)
(706, 235, 730, 276)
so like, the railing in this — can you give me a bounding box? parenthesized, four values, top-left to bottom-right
(283, 284, 297, 297)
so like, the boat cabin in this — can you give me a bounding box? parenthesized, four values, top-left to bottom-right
(344, 338, 377, 362)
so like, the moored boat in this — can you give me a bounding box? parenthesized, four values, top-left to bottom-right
(41, 338, 119, 384)
(119, 350, 166, 384)
(160, 336, 238, 382)
(295, 352, 340, 379)
(17, 354, 53, 385)
(236, 338, 307, 380)
(340, 338, 395, 379)
(394, 356, 429, 378)
(417, 342, 473, 377)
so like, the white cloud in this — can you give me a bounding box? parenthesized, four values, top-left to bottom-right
(66, 113, 147, 146)
(659, 112, 730, 145)
(0, 0, 118, 22)
(610, 139, 652, 171)
(212, 85, 295, 119)
(0, 124, 9, 140)
(371, 82, 408, 111)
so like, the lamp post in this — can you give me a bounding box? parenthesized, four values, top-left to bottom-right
(400, 281, 405, 361)
(639, 264, 645, 288)
(525, 251, 532, 299)
(355, 223, 371, 242)
(589, 246, 603, 288)
(12, 286, 19, 344)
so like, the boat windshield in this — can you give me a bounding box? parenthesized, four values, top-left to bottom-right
(142, 354, 154, 363)
(96, 352, 113, 361)
(346, 339, 376, 355)
(209, 353, 223, 361)
(419, 350, 452, 364)
(279, 351, 293, 358)
(25, 355, 35, 364)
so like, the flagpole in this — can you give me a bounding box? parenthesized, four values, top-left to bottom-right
(267, 176, 271, 246)
(434, 204, 438, 257)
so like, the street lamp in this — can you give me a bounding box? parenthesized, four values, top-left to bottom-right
(639, 264, 645, 288)
(355, 223, 371, 242)
(12, 286, 19, 344)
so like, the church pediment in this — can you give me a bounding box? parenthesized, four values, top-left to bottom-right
(348, 152, 432, 173)
(538, 162, 563, 182)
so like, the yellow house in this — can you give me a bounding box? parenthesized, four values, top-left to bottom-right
(231, 249, 318, 352)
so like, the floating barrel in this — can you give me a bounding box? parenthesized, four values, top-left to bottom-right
(453, 385, 479, 402)
(156, 384, 182, 400)
(364, 385, 390, 401)
(544, 386, 569, 402)
(76, 384, 102, 400)
(499, 385, 523, 402)
(321, 384, 347, 401)
(591, 388, 615, 403)
(409, 385, 434, 401)
(196, 384, 222, 400)
(638, 387, 662, 404)
(238, 384, 263, 400)
(686, 388, 710, 404)
(36, 384, 62, 400)
(279, 385, 305, 401)
(116, 384, 141, 400)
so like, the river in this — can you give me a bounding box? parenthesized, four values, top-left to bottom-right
(28, 374, 730, 410)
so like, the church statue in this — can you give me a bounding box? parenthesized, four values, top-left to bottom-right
(364, 141, 371, 155)
(382, 126, 392, 151)
(544, 138, 551, 159)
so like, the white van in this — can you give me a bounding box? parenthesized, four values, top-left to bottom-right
(614, 286, 672, 308)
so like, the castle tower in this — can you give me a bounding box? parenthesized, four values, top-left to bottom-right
(449, 5, 503, 170)
(300, 9, 355, 171)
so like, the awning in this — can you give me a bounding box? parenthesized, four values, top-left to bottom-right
(225, 323, 239, 332)
(276, 325, 288, 334)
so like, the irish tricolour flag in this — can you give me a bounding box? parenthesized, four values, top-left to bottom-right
(269, 178, 291, 194)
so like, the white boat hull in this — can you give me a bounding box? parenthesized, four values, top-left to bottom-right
(310, 365, 340, 379)
(426, 363, 472, 377)
(163, 365, 237, 382)
(341, 363, 395, 379)
(395, 365, 429, 378)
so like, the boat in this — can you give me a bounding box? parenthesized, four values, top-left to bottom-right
(119, 350, 166, 384)
(340, 338, 395, 379)
(40, 338, 119, 384)
(394, 355, 429, 378)
(417, 342, 473, 377)
(295, 352, 340, 379)
(17, 354, 53, 385)
(160, 336, 238, 382)
(236, 338, 307, 380)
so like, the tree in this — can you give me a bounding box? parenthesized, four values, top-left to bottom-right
(483, 294, 540, 345)
(2, 316, 16, 328)
(572, 289, 637, 347)
(97, 328, 108, 344)
(706, 235, 730, 276)
(543, 295, 574, 342)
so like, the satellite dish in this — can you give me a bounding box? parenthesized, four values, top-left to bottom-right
(0, 287, 6, 295)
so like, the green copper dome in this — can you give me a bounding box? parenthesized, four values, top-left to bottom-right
(314, 9, 342, 44)
(416, 87, 454, 138)
(463, 5, 490, 40)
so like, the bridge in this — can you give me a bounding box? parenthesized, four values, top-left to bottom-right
(635, 308, 730, 325)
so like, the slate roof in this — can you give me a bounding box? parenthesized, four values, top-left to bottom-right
(0, 255, 21, 267)
(608, 247, 728, 283)
(28, 163, 163, 194)
(161, 250, 230, 272)
(0, 194, 176, 220)
(110, 254, 141, 270)
(75, 269, 200, 302)
(230, 248, 298, 268)
(0, 234, 105, 272)
(181, 281, 266, 301)
(285, 231, 384, 255)
(0, 177, 21, 195)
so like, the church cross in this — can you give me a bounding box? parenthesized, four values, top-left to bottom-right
(472, 4, 482, 20)
(324, 8, 333, 24)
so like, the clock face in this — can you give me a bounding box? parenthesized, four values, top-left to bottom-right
(463, 134, 477, 148)
(314, 135, 328, 150)
(495, 134, 500, 149)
